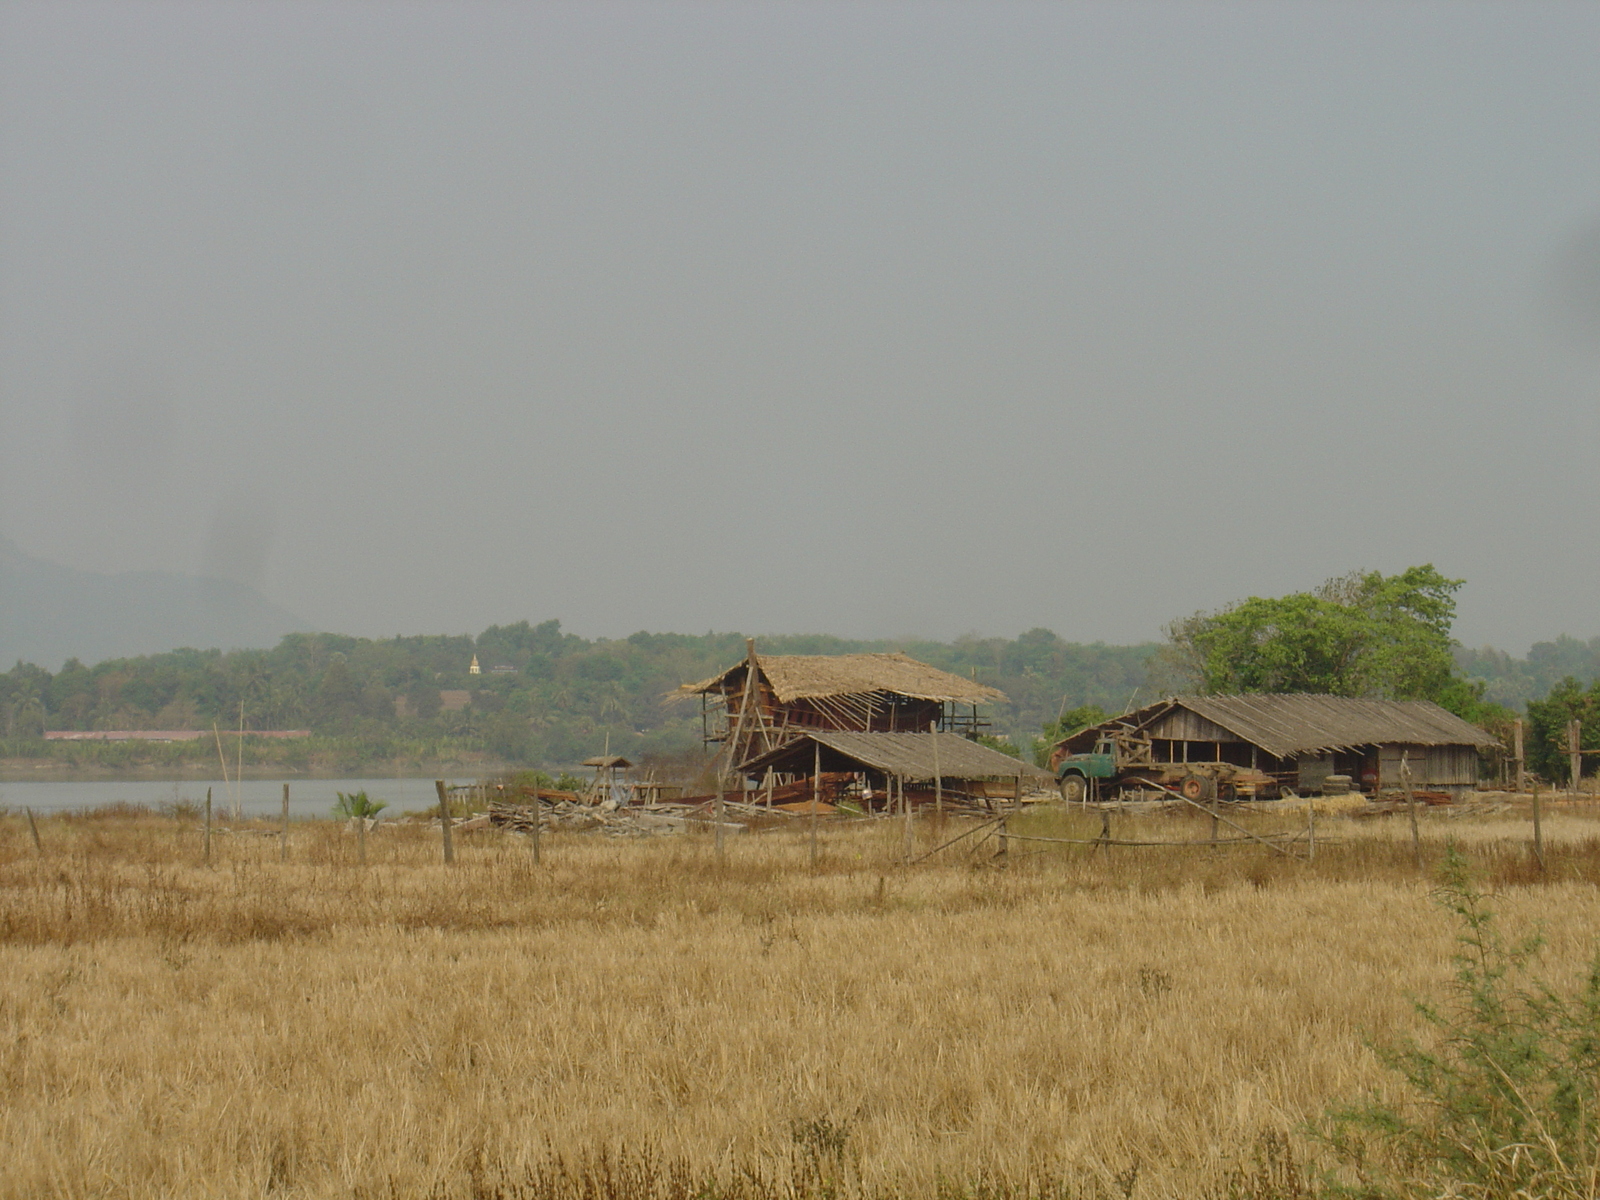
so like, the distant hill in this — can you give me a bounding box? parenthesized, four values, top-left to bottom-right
(0, 618, 1158, 766)
(1455, 637, 1600, 709)
(0, 536, 309, 669)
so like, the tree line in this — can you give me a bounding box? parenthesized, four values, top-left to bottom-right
(3, 574, 1595, 780)
(0, 622, 1152, 769)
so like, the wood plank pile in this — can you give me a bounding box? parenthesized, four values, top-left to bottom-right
(487, 798, 686, 837)
(481, 782, 1054, 838)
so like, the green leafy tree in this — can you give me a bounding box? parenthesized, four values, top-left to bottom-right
(1525, 676, 1600, 784)
(1032, 704, 1107, 767)
(1164, 565, 1464, 700)
(975, 734, 1021, 759)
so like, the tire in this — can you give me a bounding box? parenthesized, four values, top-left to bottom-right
(1179, 774, 1216, 802)
(1058, 774, 1088, 804)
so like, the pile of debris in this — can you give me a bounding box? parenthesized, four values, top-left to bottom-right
(487, 796, 751, 838)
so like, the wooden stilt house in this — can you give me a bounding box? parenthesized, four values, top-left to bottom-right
(675, 640, 1007, 767)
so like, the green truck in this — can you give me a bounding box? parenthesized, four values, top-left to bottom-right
(1049, 727, 1276, 804)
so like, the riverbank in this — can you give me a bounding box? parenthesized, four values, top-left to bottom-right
(0, 775, 467, 817)
(0, 755, 513, 783)
(0, 734, 514, 782)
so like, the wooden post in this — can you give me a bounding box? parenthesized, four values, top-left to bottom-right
(204, 787, 213, 866)
(902, 774, 914, 861)
(1401, 752, 1421, 868)
(1307, 799, 1316, 863)
(434, 780, 454, 865)
(810, 742, 820, 869)
(931, 722, 943, 815)
(1532, 779, 1545, 871)
(1210, 794, 1220, 847)
(530, 788, 542, 865)
(234, 699, 245, 821)
(1513, 719, 1526, 793)
(1569, 719, 1583, 795)
(763, 767, 774, 809)
(715, 767, 727, 864)
(279, 783, 289, 862)
(24, 806, 42, 854)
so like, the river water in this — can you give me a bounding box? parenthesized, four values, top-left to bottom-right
(0, 777, 465, 819)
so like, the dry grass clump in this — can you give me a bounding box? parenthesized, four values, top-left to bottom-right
(1, 804, 1598, 1199)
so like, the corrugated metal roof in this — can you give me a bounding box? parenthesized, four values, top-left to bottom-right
(1108, 694, 1499, 759)
(678, 652, 1006, 705)
(737, 731, 1051, 782)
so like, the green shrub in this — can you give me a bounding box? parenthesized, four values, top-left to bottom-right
(1319, 847, 1600, 1199)
(332, 790, 387, 820)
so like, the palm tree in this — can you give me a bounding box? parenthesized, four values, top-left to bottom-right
(333, 789, 386, 865)
(332, 790, 387, 820)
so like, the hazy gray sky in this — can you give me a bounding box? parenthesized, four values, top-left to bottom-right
(3, 1, 1598, 652)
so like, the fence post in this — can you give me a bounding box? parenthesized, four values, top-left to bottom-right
(810, 743, 820, 869)
(997, 775, 1016, 859)
(1532, 780, 1545, 871)
(530, 787, 542, 865)
(1307, 799, 1316, 863)
(1401, 752, 1421, 868)
(1570, 719, 1583, 795)
(902, 773, 914, 861)
(1513, 719, 1526, 792)
(204, 787, 213, 866)
(435, 780, 454, 865)
(715, 766, 727, 865)
(280, 783, 289, 862)
(24, 806, 42, 854)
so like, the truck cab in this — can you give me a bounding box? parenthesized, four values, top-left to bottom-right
(1053, 735, 1118, 803)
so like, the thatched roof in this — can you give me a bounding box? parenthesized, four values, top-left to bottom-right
(582, 755, 632, 769)
(676, 652, 1006, 705)
(1065, 694, 1499, 760)
(737, 731, 1051, 783)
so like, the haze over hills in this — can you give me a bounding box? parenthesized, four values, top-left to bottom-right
(0, 536, 310, 669)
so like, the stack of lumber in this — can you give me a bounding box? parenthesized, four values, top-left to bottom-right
(488, 798, 686, 837)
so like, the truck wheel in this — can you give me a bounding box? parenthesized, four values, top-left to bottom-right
(1179, 774, 1216, 802)
(1058, 775, 1087, 804)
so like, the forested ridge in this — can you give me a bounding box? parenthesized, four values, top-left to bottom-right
(3, 610, 1597, 778)
(0, 623, 1153, 770)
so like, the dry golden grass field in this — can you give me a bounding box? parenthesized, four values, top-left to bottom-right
(3, 800, 1599, 1199)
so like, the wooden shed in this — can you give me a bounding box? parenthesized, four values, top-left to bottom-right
(1053, 694, 1500, 797)
(736, 730, 1052, 812)
(675, 640, 1006, 767)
